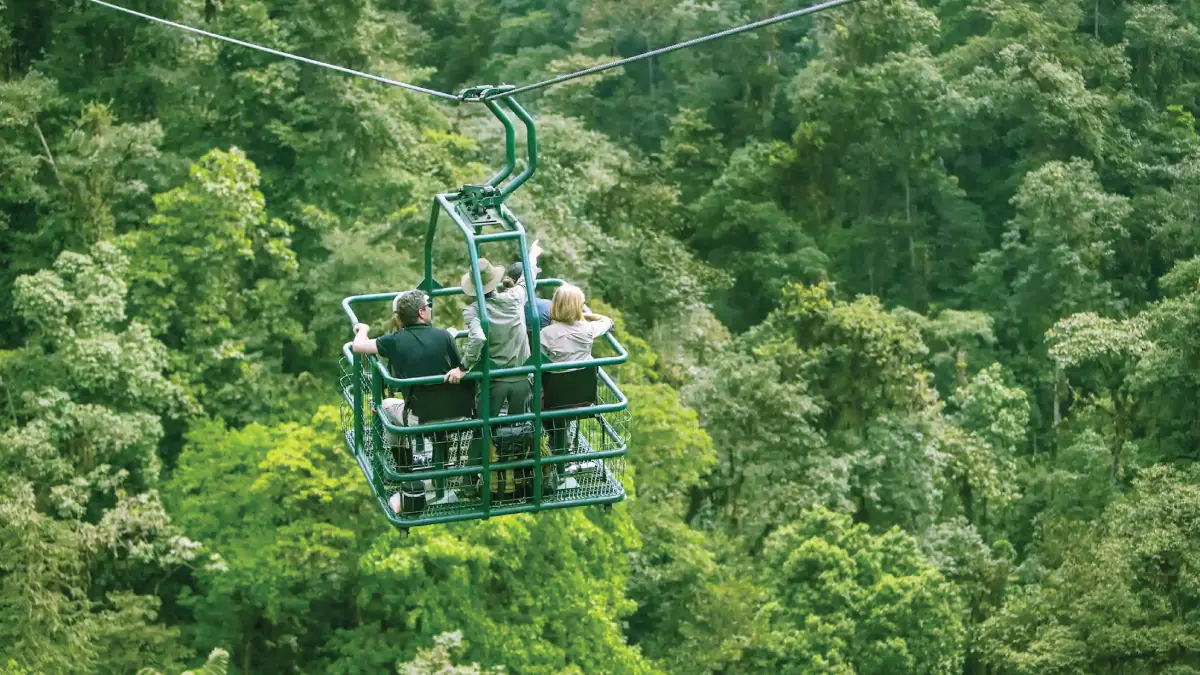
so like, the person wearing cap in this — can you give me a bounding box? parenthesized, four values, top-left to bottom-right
(456, 240, 544, 418)
(352, 289, 465, 512)
(506, 261, 552, 330)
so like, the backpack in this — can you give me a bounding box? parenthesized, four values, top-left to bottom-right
(487, 422, 559, 500)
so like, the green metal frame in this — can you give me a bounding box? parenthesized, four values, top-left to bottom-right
(339, 90, 630, 529)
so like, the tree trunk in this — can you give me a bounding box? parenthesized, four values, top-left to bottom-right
(1053, 369, 1061, 427)
(1111, 395, 1127, 479)
(34, 120, 61, 184)
(961, 476, 974, 526)
(685, 484, 706, 524)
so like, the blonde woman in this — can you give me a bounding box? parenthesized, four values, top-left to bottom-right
(539, 284, 612, 453)
(540, 284, 613, 367)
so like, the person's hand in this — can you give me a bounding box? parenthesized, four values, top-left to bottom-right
(353, 322, 369, 334)
(444, 367, 465, 384)
(529, 239, 543, 260)
(445, 327, 459, 338)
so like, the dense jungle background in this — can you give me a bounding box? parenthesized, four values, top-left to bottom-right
(3, 0, 1200, 672)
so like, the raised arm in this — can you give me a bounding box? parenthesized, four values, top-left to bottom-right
(526, 240, 542, 284)
(505, 240, 543, 302)
(350, 322, 378, 355)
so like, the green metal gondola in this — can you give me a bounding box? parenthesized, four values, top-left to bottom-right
(338, 86, 631, 530)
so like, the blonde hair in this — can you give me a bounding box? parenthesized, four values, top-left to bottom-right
(550, 284, 585, 324)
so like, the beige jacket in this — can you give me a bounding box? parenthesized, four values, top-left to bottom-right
(540, 317, 614, 365)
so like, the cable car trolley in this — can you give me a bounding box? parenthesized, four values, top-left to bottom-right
(86, 0, 865, 531)
(339, 87, 631, 529)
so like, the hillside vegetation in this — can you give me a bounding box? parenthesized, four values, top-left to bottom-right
(3, 0, 1200, 672)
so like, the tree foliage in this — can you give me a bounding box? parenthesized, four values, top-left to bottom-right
(5, 0, 1200, 671)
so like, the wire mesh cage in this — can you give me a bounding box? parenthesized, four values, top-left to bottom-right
(340, 352, 629, 528)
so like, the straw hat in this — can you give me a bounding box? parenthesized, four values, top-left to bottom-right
(461, 258, 506, 297)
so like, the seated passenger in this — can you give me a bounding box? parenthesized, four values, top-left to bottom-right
(539, 284, 613, 453)
(351, 290, 465, 512)
(540, 283, 613, 367)
(457, 241, 544, 419)
(506, 261, 551, 330)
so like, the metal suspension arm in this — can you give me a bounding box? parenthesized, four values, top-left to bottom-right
(484, 100, 516, 187)
(498, 96, 537, 200)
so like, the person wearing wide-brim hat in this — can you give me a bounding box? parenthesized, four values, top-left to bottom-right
(453, 242, 544, 421)
(460, 258, 507, 297)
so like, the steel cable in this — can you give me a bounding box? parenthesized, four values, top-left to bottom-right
(483, 0, 863, 100)
(85, 0, 461, 101)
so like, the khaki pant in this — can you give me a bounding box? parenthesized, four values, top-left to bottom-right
(380, 397, 417, 448)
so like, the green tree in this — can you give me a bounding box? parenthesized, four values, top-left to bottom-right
(788, 0, 985, 310)
(166, 407, 377, 674)
(747, 507, 967, 674)
(622, 381, 722, 666)
(0, 244, 204, 674)
(922, 309, 997, 391)
(945, 363, 1029, 529)
(982, 465, 1200, 674)
(691, 140, 828, 329)
(687, 283, 974, 536)
(396, 632, 504, 675)
(120, 147, 305, 425)
(1129, 257, 1200, 462)
(1047, 312, 1151, 478)
(973, 159, 1131, 349)
(336, 512, 658, 674)
(140, 648, 231, 675)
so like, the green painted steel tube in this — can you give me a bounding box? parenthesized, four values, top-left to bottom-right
(474, 231, 523, 244)
(368, 335, 628, 385)
(342, 333, 629, 387)
(339, 276, 567, 323)
(484, 99, 516, 187)
(371, 354, 628, 387)
(372, 399, 624, 432)
(498, 97, 538, 199)
(377, 489, 625, 528)
(371, 367, 628, 433)
(428, 277, 560, 298)
(374, 446, 627, 483)
(343, 347, 628, 434)
(454, 220, 495, 517)
(421, 197, 441, 298)
(374, 399, 627, 433)
(496, 224, 548, 506)
(370, 361, 385, 459)
(352, 353, 364, 460)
